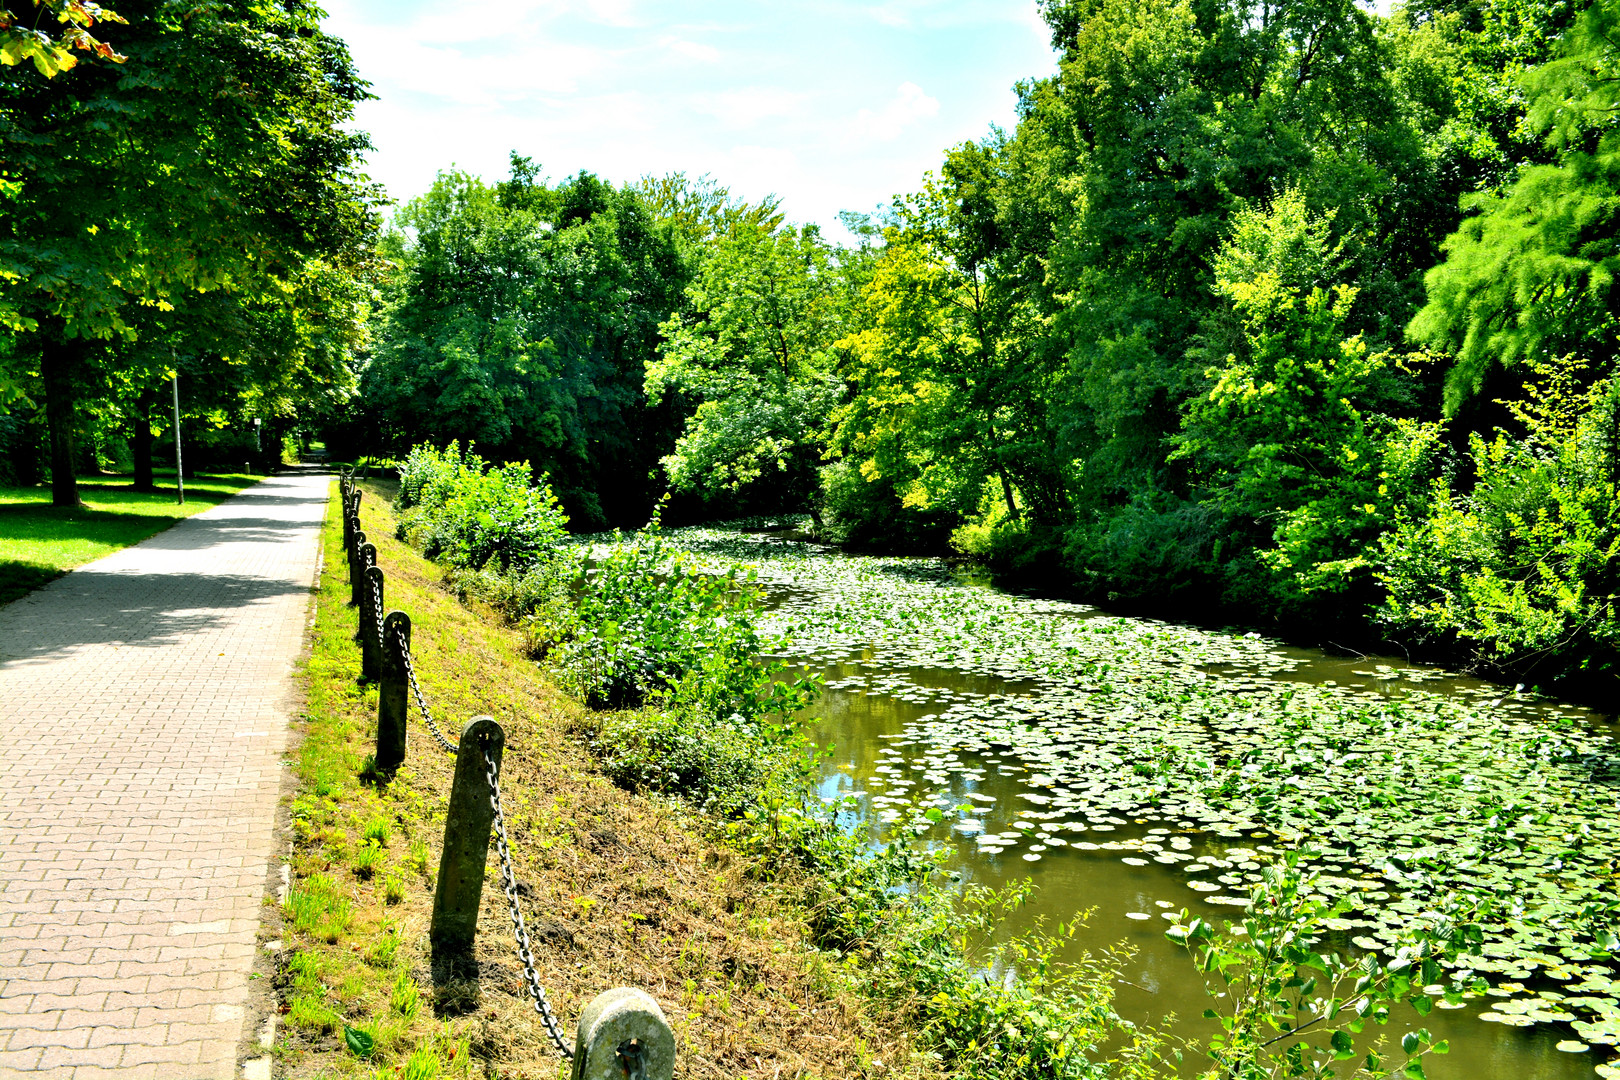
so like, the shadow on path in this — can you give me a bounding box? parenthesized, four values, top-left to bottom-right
(0, 570, 315, 664)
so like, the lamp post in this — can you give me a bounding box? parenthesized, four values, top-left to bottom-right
(171, 372, 184, 505)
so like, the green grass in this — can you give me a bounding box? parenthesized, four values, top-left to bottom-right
(0, 470, 263, 605)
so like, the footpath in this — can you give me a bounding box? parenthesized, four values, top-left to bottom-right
(0, 472, 328, 1078)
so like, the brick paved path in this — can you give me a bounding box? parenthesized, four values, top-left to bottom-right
(0, 473, 328, 1078)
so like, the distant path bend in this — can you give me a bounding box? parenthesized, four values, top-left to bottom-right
(0, 472, 329, 1079)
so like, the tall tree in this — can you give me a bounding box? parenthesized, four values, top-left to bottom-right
(0, 0, 377, 503)
(365, 162, 688, 528)
(1409, 0, 1620, 413)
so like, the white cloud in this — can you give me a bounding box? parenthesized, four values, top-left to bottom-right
(324, 0, 1054, 233)
(850, 81, 939, 143)
(661, 36, 721, 62)
(692, 87, 808, 129)
(577, 0, 643, 27)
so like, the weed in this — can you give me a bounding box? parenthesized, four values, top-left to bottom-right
(362, 815, 390, 846)
(391, 971, 421, 1020)
(354, 841, 383, 880)
(383, 869, 406, 905)
(401, 1042, 441, 1080)
(365, 925, 400, 968)
(409, 836, 430, 876)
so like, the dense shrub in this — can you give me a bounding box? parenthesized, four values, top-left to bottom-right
(1376, 358, 1620, 682)
(818, 459, 957, 553)
(590, 708, 768, 813)
(546, 520, 795, 720)
(394, 442, 568, 572)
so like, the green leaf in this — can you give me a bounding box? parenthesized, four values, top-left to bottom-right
(1331, 1031, 1355, 1059)
(343, 1024, 375, 1060)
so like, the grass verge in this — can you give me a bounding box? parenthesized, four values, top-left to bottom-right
(276, 478, 929, 1079)
(0, 470, 264, 605)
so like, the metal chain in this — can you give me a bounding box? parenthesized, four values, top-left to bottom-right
(484, 740, 573, 1058)
(345, 490, 566, 1057)
(370, 575, 386, 656)
(397, 625, 457, 753)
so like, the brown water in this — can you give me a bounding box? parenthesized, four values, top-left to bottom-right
(775, 625, 1610, 1078)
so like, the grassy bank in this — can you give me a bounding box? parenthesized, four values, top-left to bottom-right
(276, 478, 932, 1079)
(0, 471, 262, 605)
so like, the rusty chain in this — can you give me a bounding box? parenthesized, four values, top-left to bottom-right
(370, 569, 386, 655)
(484, 739, 573, 1058)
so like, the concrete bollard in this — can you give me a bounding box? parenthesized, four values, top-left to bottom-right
(346, 526, 360, 597)
(431, 716, 504, 955)
(376, 611, 410, 771)
(361, 565, 383, 682)
(572, 988, 676, 1080)
(350, 535, 369, 606)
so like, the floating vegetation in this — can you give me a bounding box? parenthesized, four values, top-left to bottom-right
(660, 528, 1620, 1068)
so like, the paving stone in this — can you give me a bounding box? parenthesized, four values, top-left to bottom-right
(0, 473, 326, 1077)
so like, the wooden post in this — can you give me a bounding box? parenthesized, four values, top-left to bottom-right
(431, 716, 505, 955)
(361, 564, 383, 682)
(377, 611, 410, 771)
(572, 989, 676, 1080)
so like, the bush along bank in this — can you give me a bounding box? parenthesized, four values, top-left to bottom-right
(388, 443, 1177, 1080)
(383, 442, 1514, 1080)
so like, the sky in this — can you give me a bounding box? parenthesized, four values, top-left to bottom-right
(319, 0, 1059, 238)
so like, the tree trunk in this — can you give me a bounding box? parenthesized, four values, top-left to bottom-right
(132, 390, 156, 491)
(40, 332, 81, 507)
(998, 468, 1019, 519)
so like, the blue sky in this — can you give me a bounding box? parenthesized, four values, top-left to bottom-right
(320, 1, 1058, 237)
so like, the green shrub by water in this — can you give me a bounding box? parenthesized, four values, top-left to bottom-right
(394, 442, 568, 573)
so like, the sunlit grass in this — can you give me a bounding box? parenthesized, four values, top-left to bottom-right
(0, 470, 261, 605)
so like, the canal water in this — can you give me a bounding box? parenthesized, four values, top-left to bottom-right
(664, 527, 1620, 1080)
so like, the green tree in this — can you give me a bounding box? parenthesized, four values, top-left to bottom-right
(365, 161, 687, 528)
(1408, 0, 1620, 414)
(0, 0, 377, 503)
(648, 221, 853, 511)
(1174, 191, 1441, 615)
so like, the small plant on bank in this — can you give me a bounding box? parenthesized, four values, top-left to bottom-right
(362, 814, 390, 846)
(383, 869, 406, 905)
(408, 836, 430, 876)
(285, 873, 354, 942)
(1166, 853, 1487, 1080)
(353, 840, 383, 880)
(392, 971, 422, 1020)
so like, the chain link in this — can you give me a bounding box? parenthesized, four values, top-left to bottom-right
(484, 740, 573, 1058)
(370, 574, 386, 655)
(397, 625, 457, 753)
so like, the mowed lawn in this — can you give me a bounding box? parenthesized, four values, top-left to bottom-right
(0, 472, 262, 606)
